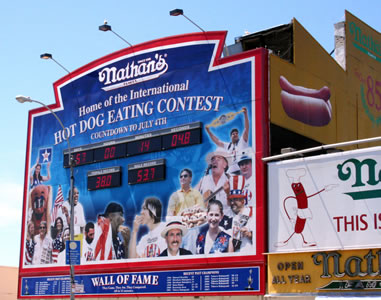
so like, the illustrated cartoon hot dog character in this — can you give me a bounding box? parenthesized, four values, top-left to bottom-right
(275, 168, 335, 248)
(279, 76, 332, 127)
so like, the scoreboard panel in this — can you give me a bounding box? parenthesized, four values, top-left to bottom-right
(63, 122, 202, 167)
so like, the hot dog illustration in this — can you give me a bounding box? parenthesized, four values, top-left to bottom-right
(279, 76, 332, 126)
(275, 168, 336, 248)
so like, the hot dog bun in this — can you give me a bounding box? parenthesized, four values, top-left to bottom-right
(279, 76, 331, 102)
(281, 91, 332, 126)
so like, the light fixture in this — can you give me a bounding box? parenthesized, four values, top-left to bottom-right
(169, 8, 205, 32)
(15, 95, 76, 300)
(99, 24, 111, 32)
(170, 8, 230, 56)
(40, 53, 71, 74)
(169, 9, 183, 16)
(98, 20, 132, 47)
(40, 53, 52, 60)
(15, 95, 33, 104)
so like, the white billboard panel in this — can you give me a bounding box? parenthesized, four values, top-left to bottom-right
(268, 146, 381, 253)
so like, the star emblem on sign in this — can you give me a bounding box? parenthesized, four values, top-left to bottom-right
(41, 149, 51, 162)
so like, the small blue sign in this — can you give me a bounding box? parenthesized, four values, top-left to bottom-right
(66, 240, 81, 265)
(39, 147, 52, 163)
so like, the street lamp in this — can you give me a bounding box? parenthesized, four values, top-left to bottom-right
(40, 53, 71, 74)
(15, 95, 76, 300)
(169, 9, 230, 56)
(169, 8, 205, 32)
(98, 20, 133, 47)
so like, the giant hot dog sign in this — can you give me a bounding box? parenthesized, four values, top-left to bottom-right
(19, 31, 267, 297)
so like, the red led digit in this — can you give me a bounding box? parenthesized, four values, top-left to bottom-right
(137, 169, 143, 182)
(81, 152, 87, 163)
(96, 176, 101, 188)
(178, 133, 184, 144)
(107, 174, 112, 186)
(101, 175, 106, 187)
(184, 131, 190, 144)
(143, 168, 149, 181)
(150, 167, 155, 180)
(171, 134, 178, 147)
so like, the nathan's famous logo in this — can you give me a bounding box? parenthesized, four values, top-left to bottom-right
(349, 21, 381, 63)
(355, 72, 381, 126)
(98, 53, 169, 92)
(313, 250, 381, 291)
(337, 157, 381, 200)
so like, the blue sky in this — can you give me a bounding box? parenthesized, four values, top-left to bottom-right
(1, 1, 380, 267)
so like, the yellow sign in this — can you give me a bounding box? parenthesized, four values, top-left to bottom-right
(346, 11, 381, 144)
(268, 249, 381, 294)
(270, 11, 381, 147)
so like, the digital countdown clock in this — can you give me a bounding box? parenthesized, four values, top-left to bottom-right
(128, 159, 165, 185)
(63, 122, 201, 168)
(162, 128, 202, 150)
(87, 166, 122, 190)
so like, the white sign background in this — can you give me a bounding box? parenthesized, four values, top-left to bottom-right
(268, 146, 381, 253)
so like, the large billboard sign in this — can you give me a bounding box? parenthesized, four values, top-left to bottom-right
(268, 146, 381, 254)
(346, 11, 381, 140)
(270, 12, 381, 146)
(268, 248, 381, 295)
(269, 19, 342, 145)
(18, 31, 268, 297)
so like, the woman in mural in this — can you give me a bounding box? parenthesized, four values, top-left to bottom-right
(30, 158, 51, 188)
(196, 199, 233, 254)
(51, 217, 65, 263)
(129, 197, 167, 258)
(24, 221, 35, 265)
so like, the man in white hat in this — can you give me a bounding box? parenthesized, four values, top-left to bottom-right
(196, 148, 231, 211)
(159, 221, 192, 257)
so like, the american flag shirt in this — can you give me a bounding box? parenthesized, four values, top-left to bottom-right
(52, 233, 64, 263)
(113, 235, 125, 259)
(25, 239, 35, 265)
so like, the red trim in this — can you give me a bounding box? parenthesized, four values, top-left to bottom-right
(53, 31, 228, 91)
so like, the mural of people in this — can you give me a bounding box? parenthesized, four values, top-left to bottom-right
(237, 154, 254, 206)
(205, 107, 250, 172)
(129, 197, 166, 258)
(159, 221, 192, 257)
(24, 221, 35, 265)
(197, 149, 231, 212)
(222, 175, 255, 253)
(30, 158, 51, 189)
(82, 222, 95, 263)
(51, 217, 65, 263)
(167, 168, 204, 218)
(32, 221, 53, 265)
(61, 187, 86, 236)
(29, 184, 52, 236)
(196, 199, 233, 254)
